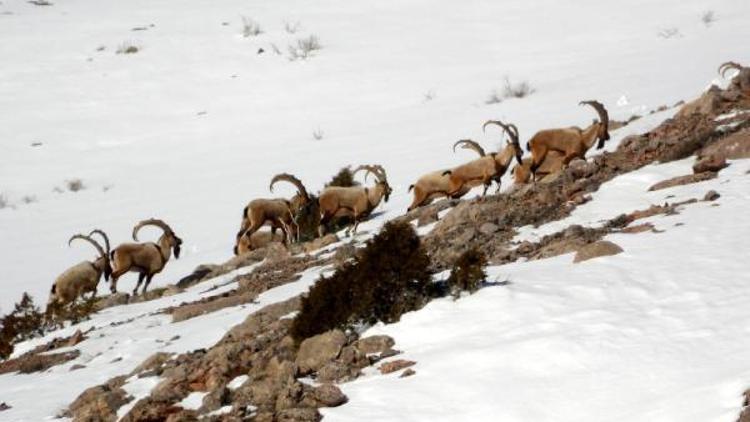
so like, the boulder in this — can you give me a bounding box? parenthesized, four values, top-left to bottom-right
(693, 154, 728, 174)
(312, 384, 347, 407)
(277, 408, 321, 422)
(417, 208, 439, 227)
(95, 292, 129, 310)
(703, 190, 721, 201)
(648, 172, 717, 191)
(65, 376, 130, 421)
(573, 241, 623, 263)
(295, 330, 347, 375)
(566, 158, 598, 179)
(354, 335, 395, 355)
(302, 234, 339, 253)
(379, 359, 416, 375)
(700, 127, 750, 160)
(400, 368, 416, 378)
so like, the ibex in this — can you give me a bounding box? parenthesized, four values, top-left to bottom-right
(442, 120, 524, 196)
(527, 100, 610, 181)
(110, 219, 182, 295)
(406, 140, 484, 211)
(318, 164, 392, 236)
(49, 233, 112, 306)
(233, 173, 311, 255)
(718, 61, 750, 91)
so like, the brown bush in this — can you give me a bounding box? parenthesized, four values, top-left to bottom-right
(291, 221, 431, 342)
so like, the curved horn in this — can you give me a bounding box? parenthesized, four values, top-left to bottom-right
(269, 173, 309, 201)
(579, 100, 609, 132)
(132, 218, 173, 241)
(483, 120, 519, 145)
(89, 229, 110, 255)
(453, 139, 486, 157)
(718, 61, 742, 78)
(68, 234, 105, 258)
(370, 164, 387, 182)
(353, 165, 377, 182)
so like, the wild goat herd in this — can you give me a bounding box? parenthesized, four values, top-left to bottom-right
(48, 62, 747, 309)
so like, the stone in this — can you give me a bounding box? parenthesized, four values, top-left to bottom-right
(0, 402, 10, 411)
(573, 241, 623, 263)
(417, 208, 439, 227)
(400, 368, 416, 378)
(704, 190, 721, 201)
(478, 222, 499, 235)
(700, 128, 750, 160)
(379, 359, 416, 375)
(277, 408, 321, 422)
(95, 292, 129, 310)
(693, 154, 728, 174)
(302, 234, 339, 253)
(69, 364, 86, 371)
(354, 335, 395, 355)
(312, 384, 347, 407)
(648, 172, 717, 191)
(566, 158, 597, 179)
(65, 376, 130, 421)
(130, 352, 172, 377)
(295, 330, 347, 375)
(621, 223, 654, 234)
(66, 330, 85, 347)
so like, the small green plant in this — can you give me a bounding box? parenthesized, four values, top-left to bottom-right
(447, 248, 487, 298)
(291, 221, 431, 342)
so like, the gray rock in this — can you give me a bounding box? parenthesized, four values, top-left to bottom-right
(295, 330, 347, 375)
(354, 335, 395, 355)
(573, 241, 623, 263)
(312, 384, 347, 407)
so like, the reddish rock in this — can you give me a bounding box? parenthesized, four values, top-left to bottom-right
(693, 154, 728, 174)
(379, 359, 416, 375)
(648, 172, 717, 191)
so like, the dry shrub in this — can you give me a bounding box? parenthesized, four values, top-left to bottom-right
(325, 167, 360, 188)
(291, 221, 431, 342)
(447, 248, 487, 298)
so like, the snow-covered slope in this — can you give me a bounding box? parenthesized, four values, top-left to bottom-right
(2, 0, 749, 310)
(323, 158, 750, 422)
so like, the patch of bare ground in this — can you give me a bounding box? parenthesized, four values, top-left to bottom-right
(0, 329, 88, 375)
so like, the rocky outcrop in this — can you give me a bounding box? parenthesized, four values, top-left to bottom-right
(573, 241, 624, 263)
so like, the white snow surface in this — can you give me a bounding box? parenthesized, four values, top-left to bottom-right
(1, 0, 750, 421)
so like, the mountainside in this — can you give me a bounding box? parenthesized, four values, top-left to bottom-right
(1, 0, 750, 421)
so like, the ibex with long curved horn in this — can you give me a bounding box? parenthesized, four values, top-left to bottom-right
(49, 233, 112, 306)
(318, 164, 392, 236)
(406, 140, 485, 211)
(233, 173, 311, 255)
(110, 219, 182, 295)
(441, 121, 524, 196)
(527, 100, 610, 181)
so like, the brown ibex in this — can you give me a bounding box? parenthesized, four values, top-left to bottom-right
(406, 140, 485, 211)
(442, 120, 524, 196)
(110, 219, 182, 295)
(318, 164, 392, 236)
(49, 233, 112, 306)
(527, 100, 610, 181)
